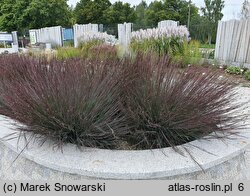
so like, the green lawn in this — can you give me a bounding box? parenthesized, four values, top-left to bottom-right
(200, 44, 216, 49)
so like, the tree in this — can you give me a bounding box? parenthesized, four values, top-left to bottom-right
(145, 0, 167, 26)
(74, 0, 111, 24)
(0, 0, 71, 32)
(0, 0, 4, 16)
(0, 0, 31, 32)
(241, 0, 250, 19)
(103, 2, 136, 25)
(163, 0, 199, 27)
(22, 0, 72, 30)
(189, 15, 210, 42)
(134, 1, 148, 29)
(201, 0, 225, 44)
(144, 0, 199, 27)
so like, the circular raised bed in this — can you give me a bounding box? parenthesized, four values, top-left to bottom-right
(0, 87, 250, 180)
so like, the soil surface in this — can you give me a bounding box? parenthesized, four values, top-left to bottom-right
(193, 66, 250, 88)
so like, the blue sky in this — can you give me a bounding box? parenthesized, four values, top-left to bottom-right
(68, 0, 245, 21)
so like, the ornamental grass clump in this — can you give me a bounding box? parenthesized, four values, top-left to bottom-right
(0, 54, 130, 149)
(0, 53, 244, 150)
(130, 26, 189, 56)
(56, 47, 82, 60)
(120, 55, 243, 149)
(78, 31, 117, 49)
(173, 40, 202, 66)
(80, 31, 117, 45)
(89, 44, 118, 60)
(77, 32, 118, 59)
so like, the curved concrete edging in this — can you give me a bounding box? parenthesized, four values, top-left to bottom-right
(0, 87, 250, 180)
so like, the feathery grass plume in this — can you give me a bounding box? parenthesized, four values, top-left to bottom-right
(131, 26, 189, 41)
(130, 26, 189, 56)
(78, 31, 117, 50)
(79, 31, 117, 46)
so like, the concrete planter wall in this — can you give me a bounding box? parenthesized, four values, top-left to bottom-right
(0, 87, 250, 180)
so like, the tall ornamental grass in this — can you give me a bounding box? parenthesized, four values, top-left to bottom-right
(78, 31, 117, 49)
(130, 26, 189, 56)
(173, 40, 202, 66)
(76, 32, 118, 59)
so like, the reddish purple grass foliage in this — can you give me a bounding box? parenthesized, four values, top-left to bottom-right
(121, 56, 242, 149)
(0, 54, 244, 150)
(89, 44, 118, 60)
(0, 55, 129, 148)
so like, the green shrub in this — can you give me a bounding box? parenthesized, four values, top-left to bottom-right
(225, 66, 242, 75)
(208, 49, 215, 59)
(173, 40, 202, 66)
(244, 70, 250, 80)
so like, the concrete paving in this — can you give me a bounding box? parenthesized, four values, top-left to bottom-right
(245, 149, 250, 179)
(236, 86, 250, 179)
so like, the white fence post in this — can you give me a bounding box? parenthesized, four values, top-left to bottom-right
(73, 23, 99, 48)
(29, 30, 37, 45)
(118, 23, 132, 47)
(11, 31, 18, 47)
